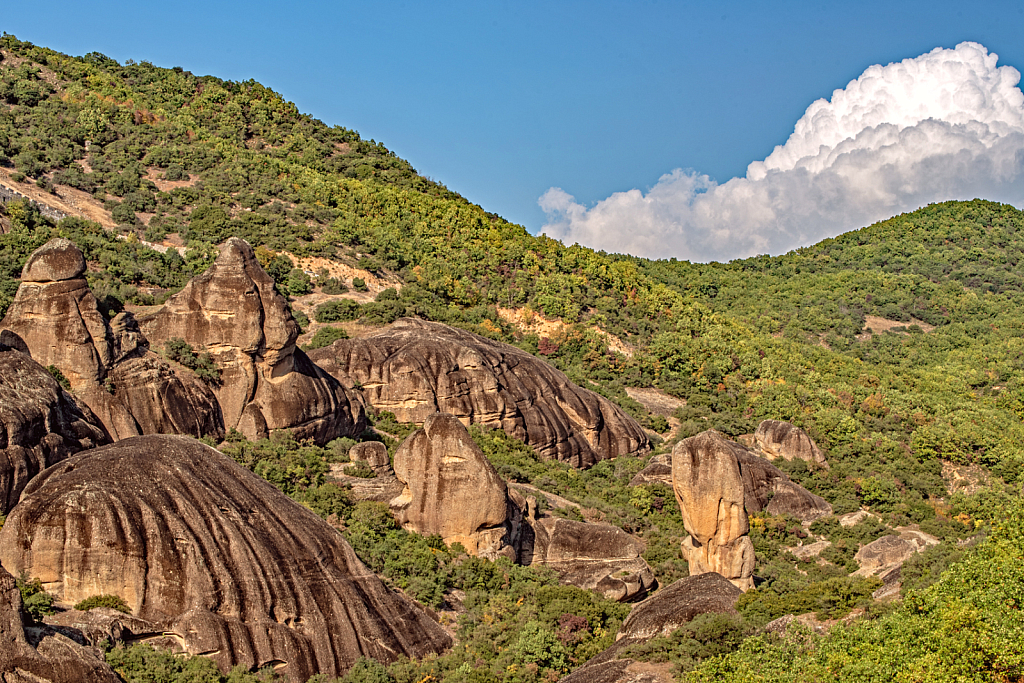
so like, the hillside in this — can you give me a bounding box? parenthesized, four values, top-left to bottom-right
(0, 33, 1022, 683)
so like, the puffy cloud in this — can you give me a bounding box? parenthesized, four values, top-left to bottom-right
(540, 42, 1024, 262)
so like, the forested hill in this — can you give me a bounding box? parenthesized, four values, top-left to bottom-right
(3, 32, 1024, 682)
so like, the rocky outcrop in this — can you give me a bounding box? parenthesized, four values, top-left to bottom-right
(0, 344, 108, 514)
(350, 441, 391, 472)
(673, 431, 755, 590)
(138, 238, 364, 444)
(560, 573, 741, 683)
(733, 449, 832, 523)
(628, 452, 673, 486)
(854, 529, 939, 599)
(391, 414, 518, 559)
(308, 318, 649, 468)
(0, 239, 223, 441)
(519, 516, 656, 602)
(753, 420, 829, 469)
(0, 435, 451, 682)
(0, 562, 121, 683)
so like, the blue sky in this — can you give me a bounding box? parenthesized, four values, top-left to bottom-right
(3, 1, 1024, 259)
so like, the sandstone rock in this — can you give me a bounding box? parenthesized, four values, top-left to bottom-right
(619, 572, 742, 640)
(519, 516, 655, 602)
(628, 452, 673, 486)
(854, 530, 939, 575)
(788, 539, 831, 560)
(560, 573, 741, 683)
(734, 449, 832, 522)
(138, 238, 365, 444)
(839, 509, 879, 527)
(0, 239, 223, 442)
(0, 344, 108, 514)
(350, 441, 391, 472)
(753, 420, 829, 468)
(0, 562, 121, 683)
(391, 414, 517, 559)
(329, 462, 404, 504)
(308, 318, 649, 467)
(672, 431, 755, 590)
(0, 435, 451, 682)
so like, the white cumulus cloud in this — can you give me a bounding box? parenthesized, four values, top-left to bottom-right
(539, 42, 1024, 262)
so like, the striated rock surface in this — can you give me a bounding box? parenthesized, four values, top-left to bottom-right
(673, 431, 755, 590)
(308, 318, 649, 467)
(0, 562, 121, 683)
(734, 449, 832, 523)
(138, 238, 364, 444)
(0, 344, 108, 514)
(391, 414, 517, 559)
(628, 452, 673, 486)
(560, 573, 741, 683)
(0, 435, 451, 682)
(350, 441, 391, 472)
(0, 239, 223, 442)
(519, 516, 655, 602)
(753, 420, 829, 469)
(329, 442, 403, 504)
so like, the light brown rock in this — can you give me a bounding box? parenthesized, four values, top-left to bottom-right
(0, 562, 121, 683)
(519, 516, 655, 602)
(0, 435, 451, 682)
(0, 344, 108, 514)
(138, 238, 364, 443)
(391, 414, 516, 559)
(308, 318, 649, 467)
(350, 441, 390, 472)
(734, 448, 832, 522)
(753, 420, 829, 468)
(628, 453, 673, 486)
(672, 431, 755, 590)
(0, 239, 223, 442)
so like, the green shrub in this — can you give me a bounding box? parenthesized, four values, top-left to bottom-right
(164, 338, 220, 384)
(75, 594, 131, 613)
(45, 364, 71, 390)
(303, 325, 349, 350)
(16, 572, 55, 622)
(314, 298, 361, 323)
(352, 277, 367, 292)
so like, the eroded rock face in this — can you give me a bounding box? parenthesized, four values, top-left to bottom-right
(350, 441, 391, 472)
(734, 449, 832, 523)
(519, 516, 655, 602)
(672, 431, 755, 591)
(0, 344, 108, 514)
(308, 318, 649, 467)
(138, 238, 364, 444)
(391, 414, 517, 559)
(0, 239, 223, 442)
(753, 420, 829, 469)
(0, 562, 121, 683)
(0, 435, 451, 682)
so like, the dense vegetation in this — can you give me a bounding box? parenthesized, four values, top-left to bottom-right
(1, 33, 1021, 682)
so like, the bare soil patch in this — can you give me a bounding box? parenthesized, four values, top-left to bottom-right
(497, 307, 634, 358)
(0, 167, 115, 228)
(858, 315, 935, 340)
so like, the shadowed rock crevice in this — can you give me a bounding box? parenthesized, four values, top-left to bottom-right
(309, 318, 649, 467)
(0, 435, 451, 682)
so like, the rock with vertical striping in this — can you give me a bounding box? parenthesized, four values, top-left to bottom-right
(0, 343, 108, 514)
(308, 318, 649, 467)
(0, 435, 451, 682)
(753, 420, 829, 469)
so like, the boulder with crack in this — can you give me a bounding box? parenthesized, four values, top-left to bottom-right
(752, 420, 829, 469)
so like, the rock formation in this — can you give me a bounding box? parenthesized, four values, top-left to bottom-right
(350, 441, 391, 473)
(854, 528, 940, 599)
(138, 238, 365, 444)
(733, 448, 832, 522)
(0, 238, 223, 441)
(753, 419, 829, 469)
(560, 573, 742, 683)
(0, 343, 108, 514)
(0, 435, 451, 682)
(0, 562, 121, 683)
(628, 452, 673, 486)
(391, 414, 518, 559)
(518, 515, 655, 602)
(308, 318, 649, 467)
(673, 430, 756, 590)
